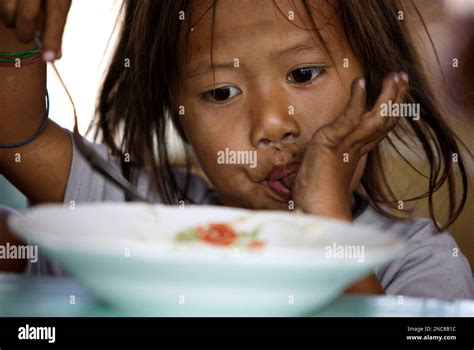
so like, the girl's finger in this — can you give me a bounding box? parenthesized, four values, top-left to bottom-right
(355, 72, 409, 154)
(356, 106, 399, 147)
(15, 0, 42, 42)
(345, 77, 367, 122)
(358, 129, 391, 156)
(348, 73, 401, 145)
(394, 72, 409, 105)
(42, 0, 71, 61)
(369, 72, 401, 118)
(0, 0, 17, 27)
(368, 72, 408, 140)
(356, 81, 409, 155)
(320, 77, 367, 143)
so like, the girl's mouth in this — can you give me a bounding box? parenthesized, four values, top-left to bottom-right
(260, 162, 300, 201)
(266, 178, 292, 200)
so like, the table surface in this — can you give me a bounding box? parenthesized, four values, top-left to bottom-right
(0, 273, 473, 317)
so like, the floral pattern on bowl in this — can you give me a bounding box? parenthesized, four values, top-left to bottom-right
(176, 223, 264, 249)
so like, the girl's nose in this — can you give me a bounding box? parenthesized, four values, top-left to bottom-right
(250, 105, 300, 149)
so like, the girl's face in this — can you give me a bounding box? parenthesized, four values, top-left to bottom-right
(174, 0, 366, 210)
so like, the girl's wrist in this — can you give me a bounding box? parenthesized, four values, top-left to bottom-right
(302, 204, 352, 222)
(296, 189, 353, 222)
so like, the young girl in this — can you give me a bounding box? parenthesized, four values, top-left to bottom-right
(0, 0, 472, 299)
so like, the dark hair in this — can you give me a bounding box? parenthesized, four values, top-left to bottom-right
(91, 0, 468, 232)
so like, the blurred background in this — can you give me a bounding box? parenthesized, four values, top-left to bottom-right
(387, 0, 474, 269)
(1, 0, 473, 267)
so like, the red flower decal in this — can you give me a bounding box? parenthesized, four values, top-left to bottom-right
(248, 240, 264, 249)
(197, 223, 238, 246)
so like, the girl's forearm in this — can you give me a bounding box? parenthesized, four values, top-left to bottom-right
(0, 22, 72, 203)
(0, 22, 47, 150)
(297, 181, 353, 222)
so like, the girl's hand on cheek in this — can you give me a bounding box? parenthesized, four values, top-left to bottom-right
(292, 72, 409, 221)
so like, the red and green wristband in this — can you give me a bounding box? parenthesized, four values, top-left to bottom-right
(0, 47, 43, 66)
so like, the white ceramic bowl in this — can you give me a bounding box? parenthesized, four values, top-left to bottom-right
(9, 203, 403, 316)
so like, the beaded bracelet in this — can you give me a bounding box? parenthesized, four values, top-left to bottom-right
(0, 91, 49, 148)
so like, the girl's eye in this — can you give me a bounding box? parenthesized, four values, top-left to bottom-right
(287, 66, 325, 84)
(201, 86, 241, 103)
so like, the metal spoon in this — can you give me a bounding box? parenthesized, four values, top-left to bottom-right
(34, 32, 149, 202)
